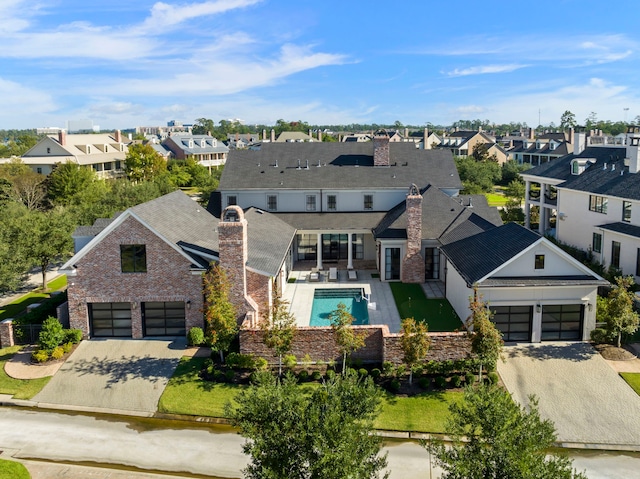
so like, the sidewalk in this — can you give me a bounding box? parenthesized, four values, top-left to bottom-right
(0, 266, 62, 308)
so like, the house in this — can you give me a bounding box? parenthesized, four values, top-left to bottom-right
(522, 126, 640, 281)
(162, 133, 229, 172)
(61, 131, 605, 344)
(438, 129, 508, 164)
(13, 130, 128, 177)
(504, 131, 571, 165)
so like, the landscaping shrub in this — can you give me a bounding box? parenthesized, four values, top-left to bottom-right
(451, 375, 463, 388)
(388, 378, 400, 392)
(465, 372, 476, 386)
(412, 364, 424, 377)
(254, 357, 268, 371)
(382, 361, 394, 376)
(51, 346, 64, 360)
(187, 327, 205, 346)
(488, 372, 500, 384)
(64, 329, 83, 344)
(301, 353, 313, 365)
(325, 369, 336, 380)
(13, 291, 68, 325)
(370, 368, 381, 380)
(284, 354, 297, 369)
(298, 370, 309, 382)
(352, 358, 363, 368)
(311, 371, 322, 381)
(226, 352, 257, 369)
(434, 376, 447, 389)
(32, 349, 49, 363)
(224, 370, 235, 382)
(38, 317, 64, 352)
(358, 368, 368, 377)
(590, 327, 613, 344)
(394, 364, 406, 378)
(418, 377, 431, 389)
(203, 358, 214, 370)
(62, 342, 73, 353)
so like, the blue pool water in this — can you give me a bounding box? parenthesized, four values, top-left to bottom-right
(309, 288, 369, 327)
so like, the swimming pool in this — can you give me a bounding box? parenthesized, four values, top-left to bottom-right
(309, 288, 369, 327)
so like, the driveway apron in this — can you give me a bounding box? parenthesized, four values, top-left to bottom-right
(498, 342, 640, 449)
(33, 338, 187, 414)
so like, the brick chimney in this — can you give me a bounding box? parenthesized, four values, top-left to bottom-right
(58, 130, 66, 146)
(318, 129, 322, 141)
(114, 130, 122, 143)
(423, 128, 429, 149)
(401, 184, 425, 283)
(262, 129, 267, 141)
(270, 129, 275, 142)
(373, 130, 390, 167)
(219, 206, 249, 318)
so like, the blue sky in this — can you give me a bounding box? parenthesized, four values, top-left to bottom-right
(1, 0, 639, 130)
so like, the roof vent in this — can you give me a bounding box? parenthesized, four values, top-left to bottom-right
(611, 164, 616, 171)
(274, 159, 278, 168)
(317, 159, 321, 167)
(603, 162, 607, 170)
(297, 159, 301, 170)
(305, 160, 309, 170)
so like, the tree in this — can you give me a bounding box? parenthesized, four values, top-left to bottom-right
(455, 156, 501, 193)
(8, 170, 46, 210)
(585, 111, 598, 130)
(400, 317, 431, 385)
(47, 162, 98, 206)
(500, 199, 525, 224)
(261, 284, 297, 377)
(228, 370, 388, 479)
(192, 118, 215, 135)
(467, 289, 503, 382)
(471, 143, 498, 163)
(427, 384, 587, 479)
(560, 110, 577, 130)
(505, 178, 525, 201)
(0, 202, 31, 292)
(602, 276, 640, 348)
(330, 302, 365, 374)
(124, 143, 166, 182)
(202, 263, 238, 362)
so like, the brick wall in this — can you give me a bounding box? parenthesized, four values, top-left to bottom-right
(240, 325, 471, 365)
(219, 206, 249, 319)
(67, 215, 204, 338)
(402, 186, 425, 283)
(373, 134, 390, 167)
(0, 320, 14, 348)
(246, 270, 269, 318)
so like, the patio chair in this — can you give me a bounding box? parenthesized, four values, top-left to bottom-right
(309, 271, 320, 282)
(329, 267, 338, 282)
(348, 270, 357, 281)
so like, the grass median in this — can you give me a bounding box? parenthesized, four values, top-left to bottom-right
(159, 356, 458, 433)
(0, 346, 51, 399)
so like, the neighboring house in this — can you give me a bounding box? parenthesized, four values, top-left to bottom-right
(505, 131, 571, 165)
(438, 129, 508, 164)
(275, 131, 315, 142)
(16, 130, 128, 177)
(62, 131, 605, 344)
(162, 133, 229, 172)
(226, 133, 261, 149)
(522, 126, 640, 281)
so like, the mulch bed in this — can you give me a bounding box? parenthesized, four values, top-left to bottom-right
(594, 343, 637, 361)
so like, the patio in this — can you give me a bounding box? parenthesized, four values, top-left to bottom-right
(283, 269, 448, 334)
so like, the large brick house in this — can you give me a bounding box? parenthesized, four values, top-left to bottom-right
(62, 131, 606, 343)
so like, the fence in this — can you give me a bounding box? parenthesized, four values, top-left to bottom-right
(12, 323, 43, 345)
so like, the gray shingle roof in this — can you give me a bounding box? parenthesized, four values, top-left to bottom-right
(481, 276, 608, 287)
(272, 212, 387, 231)
(219, 143, 461, 191)
(597, 222, 640, 239)
(440, 222, 541, 286)
(244, 208, 296, 275)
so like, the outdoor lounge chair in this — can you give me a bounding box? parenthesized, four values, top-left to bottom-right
(348, 270, 357, 281)
(309, 271, 320, 282)
(329, 267, 338, 282)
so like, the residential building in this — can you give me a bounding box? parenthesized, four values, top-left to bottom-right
(161, 133, 229, 172)
(438, 129, 508, 164)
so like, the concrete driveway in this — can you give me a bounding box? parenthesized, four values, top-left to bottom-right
(32, 338, 189, 415)
(498, 342, 640, 450)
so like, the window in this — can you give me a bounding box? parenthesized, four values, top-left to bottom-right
(589, 195, 607, 214)
(36, 167, 42, 174)
(115, 160, 122, 170)
(535, 254, 545, 269)
(623, 201, 632, 222)
(297, 234, 317, 261)
(46, 147, 51, 154)
(267, 195, 277, 211)
(353, 234, 364, 260)
(306, 195, 316, 211)
(571, 161, 579, 175)
(327, 195, 337, 211)
(592, 232, 602, 253)
(120, 245, 147, 273)
(364, 194, 373, 210)
(611, 241, 621, 269)
(227, 195, 237, 206)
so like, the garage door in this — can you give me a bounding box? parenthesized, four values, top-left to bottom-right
(541, 304, 583, 341)
(89, 302, 132, 337)
(143, 301, 186, 336)
(491, 306, 532, 342)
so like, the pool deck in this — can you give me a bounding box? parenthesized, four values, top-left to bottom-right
(284, 269, 403, 332)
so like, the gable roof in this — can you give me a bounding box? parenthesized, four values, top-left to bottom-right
(244, 208, 296, 275)
(219, 143, 461, 192)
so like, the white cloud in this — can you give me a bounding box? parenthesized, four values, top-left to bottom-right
(445, 64, 527, 77)
(0, 77, 58, 127)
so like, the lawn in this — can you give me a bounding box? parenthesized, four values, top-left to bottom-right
(0, 459, 30, 479)
(0, 346, 51, 399)
(0, 275, 67, 322)
(485, 192, 508, 207)
(620, 373, 640, 395)
(159, 356, 460, 433)
(389, 283, 463, 332)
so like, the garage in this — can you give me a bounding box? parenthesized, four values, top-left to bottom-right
(142, 301, 186, 336)
(541, 304, 583, 341)
(491, 305, 532, 342)
(89, 302, 132, 337)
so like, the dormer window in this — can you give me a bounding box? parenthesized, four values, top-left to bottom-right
(571, 158, 595, 175)
(86, 145, 91, 154)
(200, 140, 206, 147)
(571, 161, 580, 175)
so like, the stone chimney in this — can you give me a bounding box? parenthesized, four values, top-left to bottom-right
(262, 129, 267, 141)
(270, 129, 275, 142)
(114, 130, 122, 143)
(219, 206, 249, 318)
(404, 127, 409, 139)
(573, 131, 586, 155)
(423, 128, 428, 149)
(373, 130, 390, 167)
(401, 184, 425, 283)
(318, 129, 322, 141)
(58, 130, 66, 146)
(309, 129, 313, 140)
(626, 126, 640, 174)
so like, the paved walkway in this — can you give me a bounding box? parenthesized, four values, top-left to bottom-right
(498, 342, 640, 449)
(30, 338, 190, 415)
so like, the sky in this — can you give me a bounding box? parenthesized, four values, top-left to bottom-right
(1, 0, 639, 130)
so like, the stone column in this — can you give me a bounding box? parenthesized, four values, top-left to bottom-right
(219, 206, 249, 318)
(316, 233, 323, 270)
(0, 319, 14, 348)
(524, 180, 531, 229)
(347, 233, 354, 270)
(401, 184, 425, 283)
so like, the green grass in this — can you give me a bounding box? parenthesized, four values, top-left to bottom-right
(0, 346, 51, 399)
(376, 390, 462, 433)
(389, 283, 463, 332)
(158, 357, 241, 417)
(0, 275, 67, 322)
(0, 459, 30, 479)
(160, 356, 460, 433)
(620, 373, 640, 395)
(485, 192, 508, 207)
